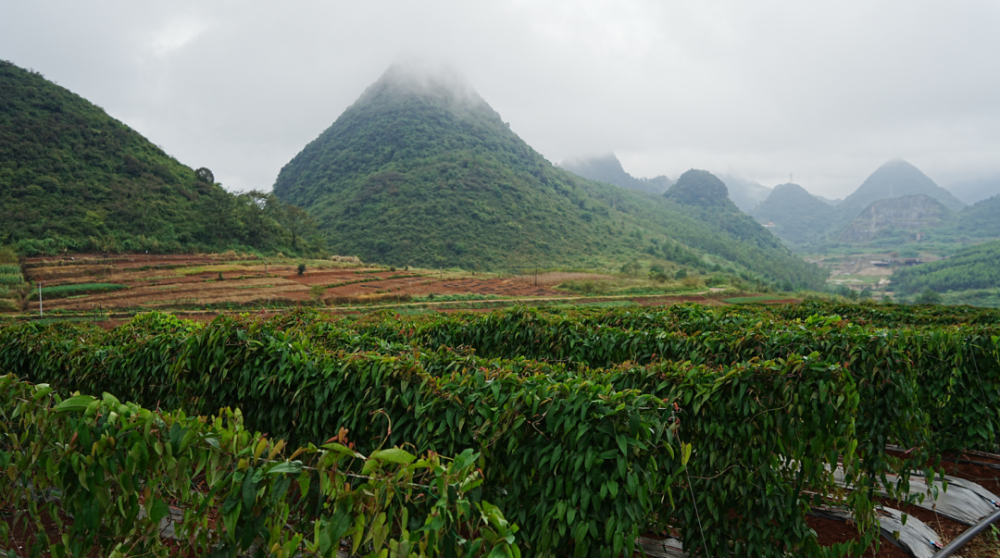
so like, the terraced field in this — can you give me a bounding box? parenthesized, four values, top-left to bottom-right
(5, 254, 794, 321)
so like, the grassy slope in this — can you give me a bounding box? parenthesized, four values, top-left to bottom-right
(274, 66, 826, 287)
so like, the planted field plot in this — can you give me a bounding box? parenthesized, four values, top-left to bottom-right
(3, 302, 1000, 557)
(13, 253, 749, 318)
(21, 254, 374, 312)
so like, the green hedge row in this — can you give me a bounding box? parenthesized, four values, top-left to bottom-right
(0, 311, 873, 557)
(0, 374, 519, 558)
(356, 305, 1000, 459)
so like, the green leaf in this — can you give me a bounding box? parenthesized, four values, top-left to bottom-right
(369, 448, 416, 465)
(681, 443, 692, 467)
(319, 506, 353, 558)
(54, 395, 97, 413)
(149, 498, 170, 526)
(266, 461, 304, 475)
(242, 466, 257, 510)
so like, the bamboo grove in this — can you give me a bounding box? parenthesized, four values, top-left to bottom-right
(2, 301, 999, 557)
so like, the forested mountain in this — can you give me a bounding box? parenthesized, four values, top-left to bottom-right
(274, 63, 826, 286)
(947, 195, 1000, 239)
(561, 153, 672, 195)
(747, 160, 984, 251)
(559, 156, 770, 212)
(891, 240, 1000, 295)
(832, 160, 964, 228)
(749, 183, 835, 245)
(0, 60, 321, 256)
(838, 195, 952, 244)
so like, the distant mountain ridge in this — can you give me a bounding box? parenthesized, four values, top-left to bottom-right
(746, 159, 996, 251)
(274, 63, 826, 287)
(561, 153, 672, 195)
(717, 174, 772, 213)
(750, 183, 834, 245)
(833, 159, 964, 225)
(560, 154, 772, 212)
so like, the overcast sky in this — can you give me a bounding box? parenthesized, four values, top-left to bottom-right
(3, 1, 999, 199)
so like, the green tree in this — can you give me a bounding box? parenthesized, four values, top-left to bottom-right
(194, 167, 215, 184)
(277, 204, 319, 252)
(916, 287, 943, 305)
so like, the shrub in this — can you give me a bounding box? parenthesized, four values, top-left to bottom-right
(916, 287, 943, 304)
(0, 245, 18, 264)
(297, 263, 306, 275)
(309, 284, 325, 301)
(681, 275, 703, 288)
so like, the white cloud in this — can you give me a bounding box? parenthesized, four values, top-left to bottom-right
(1, 0, 998, 198)
(146, 17, 209, 57)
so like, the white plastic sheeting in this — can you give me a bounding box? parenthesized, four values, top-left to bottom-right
(831, 466, 1000, 526)
(808, 506, 943, 558)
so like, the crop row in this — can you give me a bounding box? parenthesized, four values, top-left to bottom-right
(32, 282, 129, 299)
(0, 311, 880, 557)
(0, 374, 518, 558)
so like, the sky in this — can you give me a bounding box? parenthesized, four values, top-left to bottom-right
(3, 0, 999, 200)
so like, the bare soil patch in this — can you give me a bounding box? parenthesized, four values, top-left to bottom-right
(509, 272, 617, 286)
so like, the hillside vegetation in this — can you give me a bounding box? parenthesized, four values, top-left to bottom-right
(0, 60, 322, 257)
(891, 239, 1000, 295)
(274, 64, 826, 288)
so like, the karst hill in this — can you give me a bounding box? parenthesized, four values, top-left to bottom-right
(0, 60, 237, 254)
(0, 59, 317, 256)
(748, 159, 1000, 250)
(273, 63, 826, 286)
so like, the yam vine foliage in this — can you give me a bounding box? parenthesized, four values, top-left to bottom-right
(2, 302, 998, 556)
(0, 374, 519, 558)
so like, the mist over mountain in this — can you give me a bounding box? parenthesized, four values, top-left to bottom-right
(813, 194, 842, 206)
(835, 159, 965, 220)
(561, 153, 672, 195)
(744, 159, 991, 251)
(946, 176, 1000, 205)
(717, 174, 772, 212)
(749, 183, 835, 246)
(561, 155, 771, 213)
(273, 62, 826, 286)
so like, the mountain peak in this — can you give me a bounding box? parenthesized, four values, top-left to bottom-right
(665, 169, 732, 209)
(840, 159, 965, 214)
(357, 59, 483, 107)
